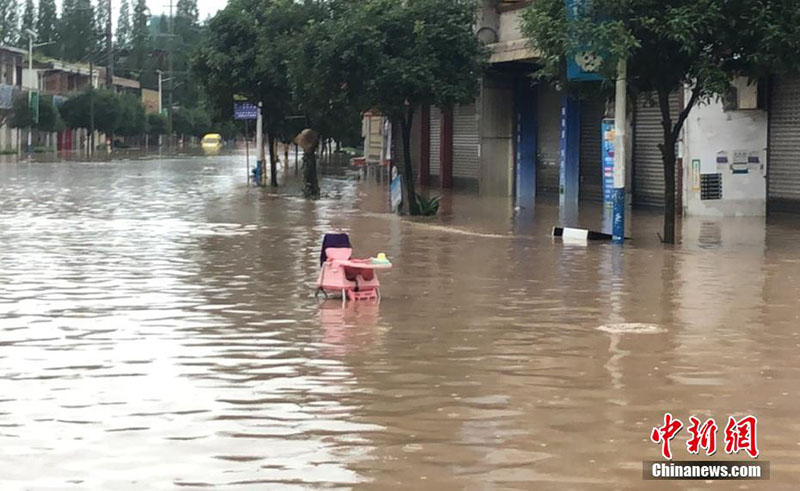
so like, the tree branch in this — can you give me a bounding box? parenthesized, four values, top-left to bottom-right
(671, 84, 703, 142)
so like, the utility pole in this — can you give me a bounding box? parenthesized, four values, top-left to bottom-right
(89, 57, 95, 156)
(612, 59, 627, 243)
(106, 0, 113, 87)
(157, 70, 163, 113)
(167, 0, 174, 147)
(27, 31, 33, 154)
(157, 70, 163, 147)
(256, 101, 264, 185)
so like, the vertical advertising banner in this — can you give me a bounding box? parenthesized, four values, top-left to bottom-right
(384, 120, 403, 213)
(602, 118, 615, 205)
(565, 0, 605, 82)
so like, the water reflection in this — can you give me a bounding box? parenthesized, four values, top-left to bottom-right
(1, 154, 799, 488)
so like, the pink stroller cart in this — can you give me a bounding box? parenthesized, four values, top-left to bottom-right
(316, 233, 392, 305)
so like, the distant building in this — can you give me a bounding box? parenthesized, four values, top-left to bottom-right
(397, 0, 773, 217)
(97, 67, 141, 96)
(141, 88, 160, 115)
(0, 45, 24, 152)
(36, 60, 99, 94)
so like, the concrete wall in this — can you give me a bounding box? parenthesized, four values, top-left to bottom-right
(498, 9, 525, 43)
(682, 89, 767, 216)
(479, 73, 514, 196)
(0, 125, 18, 151)
(477, 0, 500, 42)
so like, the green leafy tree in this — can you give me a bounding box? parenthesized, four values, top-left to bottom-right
(60, 89, 122, 137)
(95, 0, 111, 60)
(92, 90, 123, 136)
(130, 0, 150, 70)
(174, 0, 201, 108)
(147, 112, 167, 135)
(285, 0, 362, 197)
(11, 93, 64, 131)
(172, 106, 194, 138)
(190, 107, 212, 136)
(116, 0, 131, 49)
(116, 93, 146, 137)
(19, 0, 34, 43)
(522, 0, 800, 243)
(176, 0, 198, 27)
(10, 93, 33, 128)
(36, 0, 59, 56)
(59, 0, 97, 61)
(157, 13, 168, 35)
(193, 0, 311, 187)
(212, 119, 237, 140)
(36, 95, 65, 133)
(0, 0, 19, 46)
(291, 0, 485, 211)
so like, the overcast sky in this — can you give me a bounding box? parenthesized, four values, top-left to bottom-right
(54, 0, 226, 29)
(148, 0, 225, 21)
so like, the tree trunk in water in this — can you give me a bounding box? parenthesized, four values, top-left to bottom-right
(657, 88, 677, 244)
(661, 136, 677, 244)
(303, 143, 320, 199)
(401, 108, 421, 216)
(268, 133, 278, 187)
(294, 145, 299, 176)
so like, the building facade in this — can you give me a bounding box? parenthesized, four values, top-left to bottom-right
(0, 46, 24, 152)
(387, 0, 785, 219)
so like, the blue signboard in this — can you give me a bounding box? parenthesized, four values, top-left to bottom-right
(390, 165, 403, 213)
(233, 102, 259, 120)
(565, 0, 605, 81)
(602, 119, 615, 205)
(0, 84, 13, 109)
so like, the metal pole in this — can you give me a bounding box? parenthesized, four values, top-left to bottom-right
(106, 0, 113, 87)
(158, 70, 163, 148)
(167, 0, 174, 147)
(256, 101, 263, 185)
(245, 119, 250, 183)
(27, 35, 32, 154)
(612, 59, 627, 243)
(89, 58, 95, 156)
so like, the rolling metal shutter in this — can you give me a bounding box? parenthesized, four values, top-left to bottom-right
(633, 92, 681, 206)
(768, 75, 800, 211)
(536, 87, 562, 195)
(453, 103, 480, 181)
(579, 96, 605, 201)
(430, 107, 441, 177)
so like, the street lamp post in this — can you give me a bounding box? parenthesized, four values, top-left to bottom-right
(612, 59, 628, 243)
(24, 30, 55, 155)
(26, 29, 35, 154)
(157, 70, 163, 115)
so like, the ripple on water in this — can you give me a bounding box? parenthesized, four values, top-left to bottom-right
(596, 323, 665, 334)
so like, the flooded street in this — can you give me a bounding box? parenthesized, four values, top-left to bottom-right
(1, 154, 799, 489)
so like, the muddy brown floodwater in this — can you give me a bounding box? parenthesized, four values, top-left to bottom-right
(0, 154, 799, 490)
